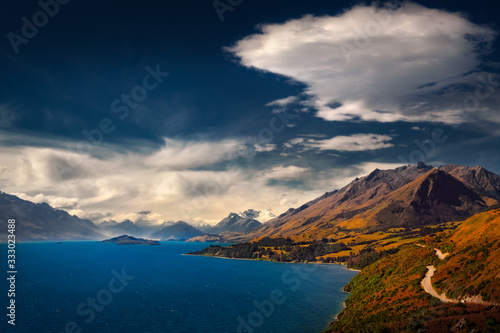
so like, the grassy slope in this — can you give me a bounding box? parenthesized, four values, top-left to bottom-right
(326, 209, 500, 332)
(252, 169, 492, 243)
(326, 245, 438, 332)
(428, 208, 500, 303)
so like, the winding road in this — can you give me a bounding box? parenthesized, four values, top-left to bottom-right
(420, 247, 457, 303)
(420, 247, 498, 305)
(434, 248, 449, 260)
(421, 265, 456, 303)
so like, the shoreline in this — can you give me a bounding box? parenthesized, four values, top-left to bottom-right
(185, 253, 362, 269)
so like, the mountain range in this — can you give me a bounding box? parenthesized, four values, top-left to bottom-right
(0, 191, 104, 241)
(0, 191, 269, 241)
(150, 221, 205, 241)
(2, 163, 500, 242)
(244, 163, 500, 242)
(202, 213, 262, 234)
(99, 219, 146, 237)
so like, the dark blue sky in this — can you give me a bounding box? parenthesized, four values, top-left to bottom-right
(1, 0, 499, 223)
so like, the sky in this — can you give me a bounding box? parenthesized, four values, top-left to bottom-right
(0, 0, 499, 226)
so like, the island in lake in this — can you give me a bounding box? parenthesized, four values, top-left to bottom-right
(101, 235, 160, 245)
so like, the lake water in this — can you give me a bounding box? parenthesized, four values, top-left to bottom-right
(1, 242, 357, 333)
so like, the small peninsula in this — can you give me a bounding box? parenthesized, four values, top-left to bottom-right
(101, 235, 160, 245)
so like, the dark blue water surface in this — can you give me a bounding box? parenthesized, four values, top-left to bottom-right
(1, 242, 357, 333)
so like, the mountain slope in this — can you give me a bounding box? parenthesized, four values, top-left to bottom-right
(328, 208, 500, 333)
(431, 208, 500, 304)
(368, 169, 487, 229)
(205, 213, 262, 234)
(249, 163, 497, 242)
(439, 164, 500, 201)
(150, 221, 205, 241)
(0, 191, 104, 241)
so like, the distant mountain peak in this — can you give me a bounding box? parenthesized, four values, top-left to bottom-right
(238, 209, 276, 222)
(150, 221, 204, 241)
(416, 161, 431, 169)
(204, 211, 263, 235)
(365, 168, 381, 181)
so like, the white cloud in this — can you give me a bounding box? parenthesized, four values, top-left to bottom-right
(227, 2, 497, 124)
(265, 96, 298, 107)
(264, 165, 310, 180)
(289, 138, 305, 145)
(254, 143, 277, 152)
(0, 130, 416, 226)
(279, 193, 299, 207)
(283, 137, 309, 151)
(13, 193, 79, 210)
(0, 132, 331, 223)
(285, 134, 393, 152)
(0, 130, 425, 226)
(146, 138, 242, 169)
(319, 162, 405, 190)
(104, 211, 165, 226)
(411, 126, 430, 132)
(191, 217, 221, 226)
(307, 133, 394, 151)
(0, 135, 248, 222)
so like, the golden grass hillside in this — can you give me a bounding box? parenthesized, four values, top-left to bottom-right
(326, 208, 500, 332)
(427, 208, 500, 304)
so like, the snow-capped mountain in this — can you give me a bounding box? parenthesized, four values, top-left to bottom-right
(238, 209, 276, 223)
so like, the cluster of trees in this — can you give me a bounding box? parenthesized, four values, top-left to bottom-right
(254, 237, 294, 247)
(344, 247, 400, 270)
(192, 239, 411, 271)
(189, 244, 259, 258)
(190, 238, 352, 263)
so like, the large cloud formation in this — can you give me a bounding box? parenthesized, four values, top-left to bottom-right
(227, 2, 498, 124)
(0, 131, 402, 224)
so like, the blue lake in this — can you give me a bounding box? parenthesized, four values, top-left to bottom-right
(1, 242, 357, 333)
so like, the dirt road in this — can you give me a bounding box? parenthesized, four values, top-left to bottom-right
(421, 265, 456, 303)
